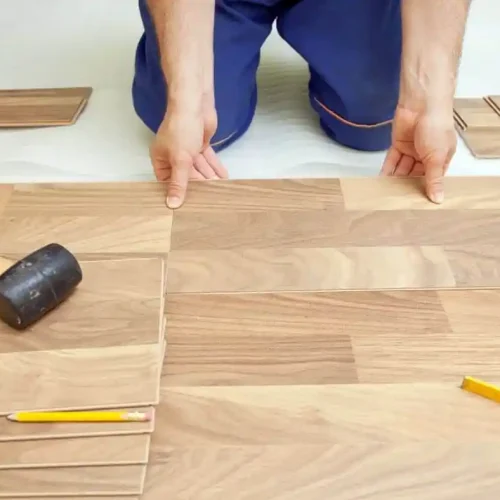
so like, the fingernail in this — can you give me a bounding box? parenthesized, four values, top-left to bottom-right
(432, 191, 444, 204)
(167, 196, 181, 209)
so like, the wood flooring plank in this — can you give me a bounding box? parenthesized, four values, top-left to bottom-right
(453, 97, 500, 128)
(150, 384, 500, 450)
(0, 258, 164, 352)
(0, 464, 145, 497)
(166, 246, 455, 293)
(0, 87, 92, 128)
(0, 215, 172, 254)
(445, 245, 500, 286)
(0, 184, 12, 215)
(144, 444, 500, 500)
(170, 207, 500, 250)
(0, 407, 154, 442)
(180, 179, 343, 212)
(163, 291, 449, 386)
(0, 344, 161, 414)
(5, 182, 170, 216)
(458, 128, 500, 158)
(0, 434, 150, 469)
(340, 176, 500, 210)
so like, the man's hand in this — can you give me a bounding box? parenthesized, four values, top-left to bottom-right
(380, 105, 456, 204)
(151, 102, 228, 209)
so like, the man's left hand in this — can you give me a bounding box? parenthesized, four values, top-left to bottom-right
(380, 104, 457, 204)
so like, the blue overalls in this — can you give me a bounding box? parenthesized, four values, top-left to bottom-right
(132, 0, 402, 152)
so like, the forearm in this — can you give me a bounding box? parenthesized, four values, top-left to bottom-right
(147, 0, 215, 113)
(399, 0, 471, 111)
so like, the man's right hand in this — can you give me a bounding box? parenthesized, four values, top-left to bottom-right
(150, 103, 228, 209)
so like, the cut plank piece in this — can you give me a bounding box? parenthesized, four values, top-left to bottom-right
(0, 184, 12, 215)
(456, 128, 500, 158)
(0, 87, 92, 128)
(0, 258, 164, 352)
(0, 344, 161, 414)
(340, 176, 500, 210)
(0, 434, 150, 469)
(453, 97, 500, 128)
(167, 246, 455, 293)
(0, 407, 154, 442)
(0, 215, 172, 254)
(0, 465, 145, 497)
(164, 290, 450, 386)
(144, 444, 500, 500)
(4, 181, 171, 216)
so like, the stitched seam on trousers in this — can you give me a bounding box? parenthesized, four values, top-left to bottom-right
(313, 96, 393, 129)
(211, 130, 237, 147)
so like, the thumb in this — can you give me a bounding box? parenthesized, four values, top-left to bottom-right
(424, 153, 446, 204)
(167, 157, 191, 209)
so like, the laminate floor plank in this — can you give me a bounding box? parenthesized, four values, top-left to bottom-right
(5, 182, 170, 216)
(170, 208, 500, 250)
(163, 291, 449, 386)
(0, 215, 172, 254)
(150, 384, 500, 449)
(180, 179, 343, 212)
(0, 464, 146, 497)
(0, 434, 150, 468)
(445, 245, 500, 286)
(143, 444, 500, 500)
(0, 87, 92, 127)
(0, 344, 161, 414)
(458, 128, 500, 158)
(453, 97, 500, 128)
(166, 246, 456, 293)
(0, 184, 12, 214)
(0, 407, 154, 442)
(0, 258, 164, 352)
(340, 176, 500, 210)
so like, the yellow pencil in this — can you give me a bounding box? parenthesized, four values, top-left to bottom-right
(461, 376, 500, 404)
(6, 410, 153, 423)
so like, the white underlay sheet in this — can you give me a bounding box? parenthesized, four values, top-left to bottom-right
(0, 0, 500, 183)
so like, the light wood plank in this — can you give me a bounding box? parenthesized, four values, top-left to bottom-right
(164, 291, 449, 386)
(144, 444, 500, 500)
(5, 182, 170, 216)
(341, 176, 500, 210)
(0, 184, 12, 215)
(0, 215, 172, 253)
(170, 208, 500, 250)
(0, 464, 145, 497)
(0, 434, 150, 469)
(458, 128, 500, 158)
(0, 406, 154, 442)
(453, 97, 500, 128)
(445, 245, 500, 286)
(180, 179, 343, 212)
(150, 384, 500, 449)
(0, 344, 161, 414)
(0, 258, 164, 352)
(167, 246, 455, 293)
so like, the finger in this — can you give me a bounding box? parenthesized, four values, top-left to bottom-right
(393, 154, 415, 176)
(194, 154, 218, 179)
(409, 162, 425, 177)
(203, 147, 229, 179)
(380, 148, 402, 176)
(190, 167, 205, 180)
(167, 157, 192, 209)
(424, 155, 447, 204)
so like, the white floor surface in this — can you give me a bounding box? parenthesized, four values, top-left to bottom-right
(0, 0, 499, 183)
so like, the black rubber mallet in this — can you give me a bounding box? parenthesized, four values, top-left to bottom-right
(0, 243, 82, 330)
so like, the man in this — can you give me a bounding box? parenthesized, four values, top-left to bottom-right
(132, 0, 470, 209)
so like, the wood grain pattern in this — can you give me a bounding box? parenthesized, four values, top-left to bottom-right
(341, 176, 500, 210)
(453, 97, 500, 128)
(0, 184, 12, 215)
(0, 407, 154, 442)
(180, 179, 343, 212)
(0, 258, 164, 351)
(445, 245, 500, 286)
(167, 246, 455, 293)
(0, 215, 172, 254)
(144, 445, 500, 500)
(0, 434, 150, 469)
(5, 182, 170, 216)
(456, 128, 500, 158)
(0, 465, 145, 497)
(0, 87, 92, 128)
(0, 344, 161, 414)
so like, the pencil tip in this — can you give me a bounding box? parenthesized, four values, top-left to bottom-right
(6, 414, 16, 422)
